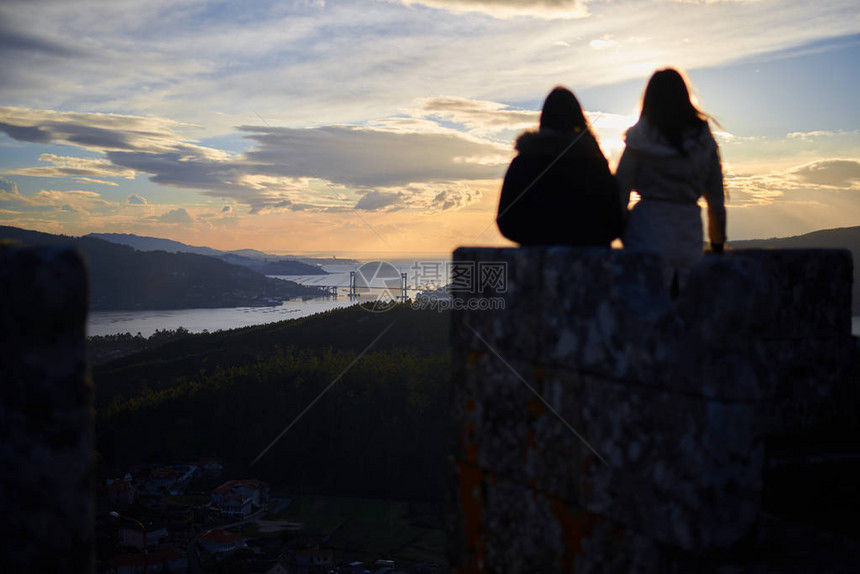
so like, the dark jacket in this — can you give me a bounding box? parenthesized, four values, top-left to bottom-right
(496, 128, 623, 246)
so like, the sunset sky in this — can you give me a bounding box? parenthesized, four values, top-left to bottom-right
(1, 0, 858, 255)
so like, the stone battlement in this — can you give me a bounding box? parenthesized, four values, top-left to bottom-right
(447, 247, 858, 573)
(0, 244, 93, 573)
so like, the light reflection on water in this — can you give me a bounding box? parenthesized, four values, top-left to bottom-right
(87, 298, 363, 337)
(87, 259, 450, 337)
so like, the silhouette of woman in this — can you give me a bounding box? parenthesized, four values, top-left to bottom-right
(616, 69, 726, 294)
(497, 86, 622, 246)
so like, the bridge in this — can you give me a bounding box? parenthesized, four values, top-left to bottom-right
(305, 271, 425, 301)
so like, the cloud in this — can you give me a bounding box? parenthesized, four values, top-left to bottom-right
(78, 177, 119, 186)
(355, 182, 483, 212)
(0, 122, 52, 144)
(713, 131, 764, 144)
(33, 190, 116, 212)
(156, 207, 194, 224)
(786, 130, 856, 140)
(249, 199, 294, 215)
(0, 18, 87, 58)
(0, 184, 119, 215)
(672, 0, 763, 4)
(788, 159, 860, 189)
(589, 36, 618, 49)
(104, 147, 242, 192)
(3, 153, 136, 181)
(241, 124, 507, 188)
(410, 97, 537, 135)
(388, 0, 589, 19)
(0, 107, 194, 153)
(431, 186, 482, 210)
(0, 178, 43, 212)
(724, 173, 786, 206)
(1, 104, 509, 214)
(726, 158, 860, 205)
(7, 101, 851, 226)
(1, 0, 857, 145)
(0, 177, 19, 195)
(356, 190, 403, 211)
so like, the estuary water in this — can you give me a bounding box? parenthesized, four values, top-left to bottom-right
(87, 258, 449, 337)
(86, 299, 361, 337)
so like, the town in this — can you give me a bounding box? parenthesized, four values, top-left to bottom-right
(100, 458, 443, 574)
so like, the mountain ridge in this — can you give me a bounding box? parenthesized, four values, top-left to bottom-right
(0, 226, 320, 311)
(87, 232, 328, 275)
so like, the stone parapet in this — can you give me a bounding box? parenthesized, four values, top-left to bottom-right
(0, 244, 93, 573)
(448, 247, 857, 572)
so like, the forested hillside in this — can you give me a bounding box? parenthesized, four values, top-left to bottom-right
(94, 304, 452, 501)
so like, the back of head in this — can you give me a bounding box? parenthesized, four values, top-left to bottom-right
(540, 86, 587, 133)
(640, 68, 706, 154)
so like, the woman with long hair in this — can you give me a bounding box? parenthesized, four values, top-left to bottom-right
(617, 68, 726, 294)
(497, 86, 623, 246)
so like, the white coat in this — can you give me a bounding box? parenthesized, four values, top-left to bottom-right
(616, 119, 726, 287)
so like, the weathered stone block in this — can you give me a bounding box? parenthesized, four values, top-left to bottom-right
(737, 249, 853, 338)
(576, 373, 763, 549)
(538, 249, 782, 400)
(757, 336, 858, 435)
(451, 247, 544, 363)
(0, 244, 93, 573)
(540, 248, 670, 374)
(450, 351, 586, 503)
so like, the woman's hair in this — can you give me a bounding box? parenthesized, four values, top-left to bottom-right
(540, 86, 588, 133)
(640, 68, 708, 154)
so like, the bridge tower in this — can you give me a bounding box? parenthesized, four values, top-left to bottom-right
(398, 272, 408, 301)
(348, 271, 359, 299)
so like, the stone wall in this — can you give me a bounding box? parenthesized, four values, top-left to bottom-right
(0, 243, 93, 573)
(447, 247, 858, 573)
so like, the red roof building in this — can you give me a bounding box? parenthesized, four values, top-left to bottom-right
(210, 479, 269, 516)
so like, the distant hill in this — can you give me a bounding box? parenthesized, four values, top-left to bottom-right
(85, 232, 222, 257)
(88, 232, 327, 275)
(731, 226, 859, 314)
(216, 252, 327, 275)
(221, 247, 272, 260)
(0, 226, 320, 311)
